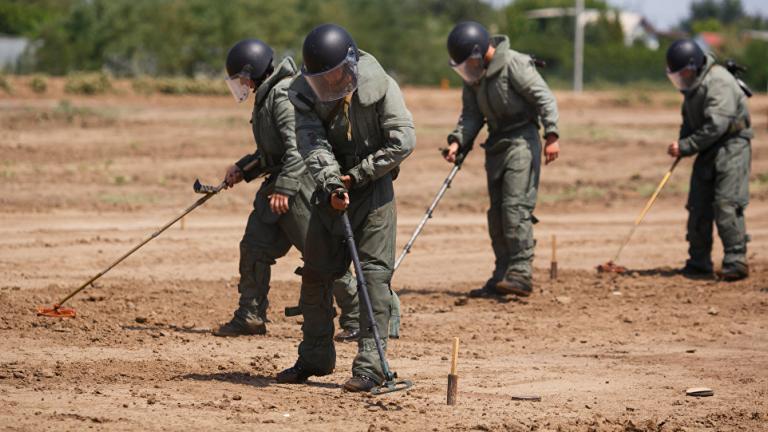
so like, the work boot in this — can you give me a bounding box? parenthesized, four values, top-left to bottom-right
(342, 375, 377, 392)
(276, 363, 314, 384)
(679, 261, 714, 279)
(496, 273, 532, 297)
(468, 279, 502, 298)
(718, 262, 749, 282)
(212, 318, 266, 337)
(334, 328, 360, 342)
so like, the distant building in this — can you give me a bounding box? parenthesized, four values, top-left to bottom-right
(526, 8, 660, 50)
(0, 35, 29, 70)
(743, 29, 768, 42)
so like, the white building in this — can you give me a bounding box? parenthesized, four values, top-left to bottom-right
(0, 35, 30, 70)
(526, 8, 660, 49)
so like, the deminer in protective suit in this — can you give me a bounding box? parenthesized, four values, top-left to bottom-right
(213, 39, 361, 340)
(276, 24, 415, 392)
(665, 39, 752, 281)
(442, 22, 561, 298)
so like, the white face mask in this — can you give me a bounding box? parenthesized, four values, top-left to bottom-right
(666, 65, 697, 91)
(450, 45, 486, 85)
(304, 47, 359, 102)
(225, 73, 252, 103)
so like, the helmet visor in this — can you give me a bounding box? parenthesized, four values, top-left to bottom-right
(450, 46, 486, 84)
(225, 73, 251, 103)
(666, 66, 697, 91)
(304, 47, 359, 102)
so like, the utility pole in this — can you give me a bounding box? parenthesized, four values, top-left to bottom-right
(573, 0, 584, 93)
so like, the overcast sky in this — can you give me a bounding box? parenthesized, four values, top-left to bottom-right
(605, 0, 768, 30)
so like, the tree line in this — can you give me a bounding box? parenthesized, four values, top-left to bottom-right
(1, 0, 766, 90)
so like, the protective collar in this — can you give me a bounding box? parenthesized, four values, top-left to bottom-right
(255, 57, 298, 106)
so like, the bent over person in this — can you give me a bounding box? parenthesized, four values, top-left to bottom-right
(277, 24, 415, 392)
(214, 39, 360, 338)
(443, 22, 560, 298)
(665, 40, 752, 281)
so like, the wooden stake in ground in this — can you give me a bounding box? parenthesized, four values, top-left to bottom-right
(447, 337, 459, 405)
(550, 234, 558, 280)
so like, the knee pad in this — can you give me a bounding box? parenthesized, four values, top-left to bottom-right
(360, 269, 393, 312)
(299, 285, 335, 340)
(502, 205, 535, 252)
(359, 337, 387, 353)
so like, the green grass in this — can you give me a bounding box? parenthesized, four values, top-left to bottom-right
(540, 184, 606, 203)
(751, 171, 768, 192)
(131, 76, 228, 95)
(0, 74, 11, 94)
(98, 192, 156, 205)
(28, 75, 48, 94)
(52, 99, 97, 123)
(64, 72, 113, 95)
(1, 161, 15, 179)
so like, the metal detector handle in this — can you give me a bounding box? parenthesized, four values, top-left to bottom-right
(55, 180, 226, 307)
(337, 206, 395, 382)
(440, 143, 471, 166)
(610, 157, 681, 263)
(393, 147, 470, 271)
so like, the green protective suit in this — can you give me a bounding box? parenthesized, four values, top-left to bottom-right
(447, 35, 559, 285)
(230, 57, 359, 332)
(677, 54, 752, 271)
(287, 50, 415, 382)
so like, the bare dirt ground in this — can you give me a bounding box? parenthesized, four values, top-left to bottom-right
(1, 79, 767, 431)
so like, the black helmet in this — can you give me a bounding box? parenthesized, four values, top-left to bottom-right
(226, 39, 274, 82)
(302, 24, 358, 74)
(666, 39, 704, 73)
(447, 21, 490, 65)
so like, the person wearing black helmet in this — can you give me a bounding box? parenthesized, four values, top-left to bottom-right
(213, 39, 360, 338)
(277, 24, 415, 392)
(665, 39, 752, 281)
(443, 21, 561, 298)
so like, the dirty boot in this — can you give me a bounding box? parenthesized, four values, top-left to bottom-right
(342, 375, 377, 392)
(679, 261, 714, 279)
(334, 328, 360, 342)
(468, 279, 502, 298)
(718, 262, 749, 282)
(276, 363, 315, 384)
(496, 273, 532, 297)
(212, 318, 266, 337)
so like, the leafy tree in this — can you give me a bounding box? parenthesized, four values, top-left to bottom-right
(682, 0, 745, 30)
(0, 0, 74, 36)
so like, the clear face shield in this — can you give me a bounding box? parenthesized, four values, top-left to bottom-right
(450, 45, 486, 84)
(225, 71, 253, 103)
(304, 47, 359, 102)
(666, 65, 697, 92)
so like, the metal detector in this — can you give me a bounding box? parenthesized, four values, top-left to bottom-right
(337, 194, 413, 395)
(36, 179, 226, 318)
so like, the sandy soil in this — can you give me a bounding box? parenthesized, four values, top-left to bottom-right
(1, 80, 767, 431)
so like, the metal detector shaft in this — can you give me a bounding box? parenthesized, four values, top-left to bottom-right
(339, 210, 395, 381)
(54, 180, 226, 307)
(394, 151, 468, 271)
(611, 157, 681, 263)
